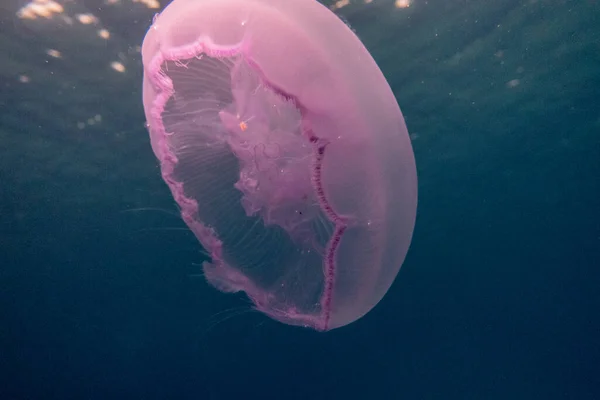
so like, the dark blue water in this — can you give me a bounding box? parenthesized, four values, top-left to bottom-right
(1, 0, 598, 399)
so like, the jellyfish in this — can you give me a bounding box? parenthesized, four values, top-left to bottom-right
(141, 0, 417, 331)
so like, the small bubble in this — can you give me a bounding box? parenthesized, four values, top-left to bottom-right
(98, 29, 110, 39)
(395, 0, 411, 8)
(76, 13, 98, 25)
(110, 61, 126, 73)
(46, 49, 62, 58)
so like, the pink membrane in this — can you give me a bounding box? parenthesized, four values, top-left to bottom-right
(141, 0, 417, 331)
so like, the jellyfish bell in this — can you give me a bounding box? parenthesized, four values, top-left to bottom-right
(141, 0, 417, 331)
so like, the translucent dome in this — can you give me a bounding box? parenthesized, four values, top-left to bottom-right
(141, 0, 417, 331)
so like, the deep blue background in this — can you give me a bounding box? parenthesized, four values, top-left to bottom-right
(1, 0, 599, 398)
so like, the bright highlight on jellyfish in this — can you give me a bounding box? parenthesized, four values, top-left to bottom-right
(141, 0, 417, 331)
